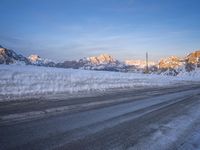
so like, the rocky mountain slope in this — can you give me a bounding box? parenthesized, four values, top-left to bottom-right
(158, 56, 183, 69)
(56, 54, 127, 72)
(157, 51, 200, 75)
(186, 50, 200, 64)
(158, 51, 200, 70)
(0, 45, 30, 65)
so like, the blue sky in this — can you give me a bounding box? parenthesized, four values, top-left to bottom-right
(0, 0, 200, 61)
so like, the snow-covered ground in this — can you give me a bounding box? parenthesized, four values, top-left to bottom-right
(0, 65, 200, 101)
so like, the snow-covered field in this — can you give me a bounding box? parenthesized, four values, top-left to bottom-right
(0, 65, 200, 101)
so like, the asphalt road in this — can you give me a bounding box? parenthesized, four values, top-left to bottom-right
(1, 84, 200, 150)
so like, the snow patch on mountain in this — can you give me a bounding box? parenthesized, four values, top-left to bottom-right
(28, 54, 55, 67)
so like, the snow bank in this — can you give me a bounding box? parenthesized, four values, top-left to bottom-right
(0, 65, 199, 101)
(177, 68, 200, 81)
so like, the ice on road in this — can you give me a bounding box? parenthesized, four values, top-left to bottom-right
(1, 84, 200, 150)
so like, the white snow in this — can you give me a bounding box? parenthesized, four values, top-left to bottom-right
(0, 65, 200, 101)
(177, 67, 200, 81)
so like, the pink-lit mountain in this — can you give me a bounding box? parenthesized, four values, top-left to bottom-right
(0, 45, 200, 74)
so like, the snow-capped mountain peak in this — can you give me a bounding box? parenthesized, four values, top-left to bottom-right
(158, 56, 183, 69)
(28, 54, 41, 62)
(87, 54, 116, 64)
(28, 54, 56, 67)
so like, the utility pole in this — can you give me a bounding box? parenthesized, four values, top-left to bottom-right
(146, 52, 149, 73)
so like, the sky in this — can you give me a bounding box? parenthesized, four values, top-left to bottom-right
(0, 0, 200, 61)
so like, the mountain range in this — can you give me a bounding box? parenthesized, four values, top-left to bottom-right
(0, 45, 200, 74)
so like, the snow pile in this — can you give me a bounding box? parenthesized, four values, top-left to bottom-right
(0, 65, 199, 101)
(177, 67, 200, 81)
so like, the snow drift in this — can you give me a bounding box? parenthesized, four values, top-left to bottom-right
(0, 65, 199, 101)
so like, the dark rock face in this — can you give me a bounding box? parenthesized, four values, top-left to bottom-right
(56, 60, 86, 69)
